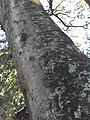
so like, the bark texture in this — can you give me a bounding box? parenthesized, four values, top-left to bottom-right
(0, 0, 90, 120)
(0, 110, 5, 120)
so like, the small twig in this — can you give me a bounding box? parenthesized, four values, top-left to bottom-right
(55, 12, 73, 18)
(54, 14, 90, 29)
(53, 0, 63, 13)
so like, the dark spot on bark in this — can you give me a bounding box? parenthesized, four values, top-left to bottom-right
(19, 51, 22, 55)
(20, 32, 28, 42)
(29, 56, 36, 61)
(54, 94, 60, 112)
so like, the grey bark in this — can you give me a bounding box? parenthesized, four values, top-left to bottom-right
(0, 110, 5, 120)
(0, 0, 90, 120)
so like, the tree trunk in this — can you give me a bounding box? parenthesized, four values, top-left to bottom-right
(0, 0, 90, 120)
(84, 0, 90, 6)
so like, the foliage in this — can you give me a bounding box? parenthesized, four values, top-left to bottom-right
(0, 46, 25, 120)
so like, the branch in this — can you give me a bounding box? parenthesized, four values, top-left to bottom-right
(53, 0, 63, 13)
(54, 14, 90, 29)
(48, 0, 53, 14)
(47, 0, 90, 29)
(55, 12, 73, 19)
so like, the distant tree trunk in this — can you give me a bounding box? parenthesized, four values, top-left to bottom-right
(0, 0, 90, 120)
